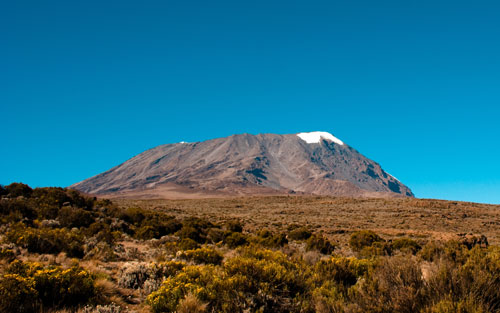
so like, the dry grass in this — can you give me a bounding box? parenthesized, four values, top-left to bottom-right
(115, 196, 500, 246)
(177, 293, 207, 313)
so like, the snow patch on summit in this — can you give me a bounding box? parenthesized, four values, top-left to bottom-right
(297, 131, 344, 145)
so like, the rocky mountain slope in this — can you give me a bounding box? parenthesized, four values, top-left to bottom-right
(71, 132, 414, 198)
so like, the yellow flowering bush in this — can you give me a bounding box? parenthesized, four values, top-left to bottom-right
(6, 223, 84, 257)
(148, 247, 311, 313)
(0, 273, 38, 313)
(1, 260, 96, 311)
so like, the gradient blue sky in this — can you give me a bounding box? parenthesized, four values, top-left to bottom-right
(1, 0, 499, 203)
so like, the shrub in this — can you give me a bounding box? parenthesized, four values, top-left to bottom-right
(0, 199, 37, 222)
(147, 265, 220, 313)
(182, 217, 213, 230)
(419, 241, 442, 262)
(58, 206, 94, 228)
(82, 303, 123, 313)
(140, 215, 182, 239)
(0, 274, 38, 313)
(151, 260, 186, 279)
(119, 260, 186, 292)
(311, 281, 345, 313)
(358, 241, 393, 258)
(149, 248, 309, 313)
(32, 187, 71, 209)
(224, 220, 243, 233)
(224, 248, 309, 311)
(120, 207, 146, 225)
(4, 260, 96, 311)
(176, 238, 202, 251)
(66, 188, 95, 209)
(32, 264, 95, 308)
(306, 235, 335, 255)
(355, 255, 427, 313)
(349, 230, 385, 252)
(251, 230, 288, 248)
(207, 228, 225, 243)
(288, 227, 312, 241)
(176, 226, 204, 243)
(118, 262, 150, 289)
(392, 238, 422, 254)
(177, 293, 207, 313)
(0, 247, 16, 262)
(135, 225, 160, 240)
(6, 224, 84, 257)
(86, 222, 116, 244)
(224, 232, 248, 248)
(5, 182, 33, 198)
(424, 246, 500, 312)
(178, 247, 224, 265)
(314, 257, 372, 287)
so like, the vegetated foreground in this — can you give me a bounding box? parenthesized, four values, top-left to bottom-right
(0, 183, 499, 313)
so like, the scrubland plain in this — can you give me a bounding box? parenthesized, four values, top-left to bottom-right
(0, 183, 499, 313)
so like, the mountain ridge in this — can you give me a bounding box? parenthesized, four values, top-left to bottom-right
(71, 132, 414, 199)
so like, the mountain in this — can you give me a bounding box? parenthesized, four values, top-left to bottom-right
(71, 132, 414, 198)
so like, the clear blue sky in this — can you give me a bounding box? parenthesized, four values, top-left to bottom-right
(1, 0, 499, 204)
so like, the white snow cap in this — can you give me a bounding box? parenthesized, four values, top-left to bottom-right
(297, 131, 344, 145)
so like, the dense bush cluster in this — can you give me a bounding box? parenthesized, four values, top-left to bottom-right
(0, 260, 95, 313)
(349, 230, 423, 257)
(0, 183, 498, 313)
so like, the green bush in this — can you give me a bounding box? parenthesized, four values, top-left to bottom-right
(150, 260, 186, 280)
(178, 247, 224, 265)
(419, 241, 442, 262)
(224, 232, 248, 248)
(419, 240, 469, 263)
(135, 225, 160, 240)
(86, 222, 116, 244)
(149, 247, 309, 313)
(2, 260, 96, 311)
(224, 220, 243, 233)
(359, 241, 393, 258)
(140, 214, 182, 237)
(392, 238, 422, 255)
(251, 229, 288, 248)
(0, 199, 36, 222)
(182, 217, 213, 233)
(4, 183, 33, 198)
(349, 230, 385, 252)
(207, 228, 225, 244)
(306, 235, 335, 255)
(177, 238, 202, 251)
(176, 226, 204, 243)
(6, 224, 84, 257)
(314, 257, 372, 287)
(0, 248, 16, 262)
(288, 227, 312, 241)
(58, 206, 94, 228)
(165, 238, 201, 253)
(119, 207, 146, 225)
(355, 255, 426, 313)
(32, 187, 71, 208)
(0, 274, 38, 313)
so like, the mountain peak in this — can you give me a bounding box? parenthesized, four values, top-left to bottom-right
(71, 132, 412, 199)
(297, 131, 344, 145)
